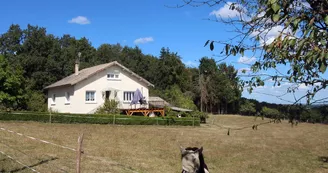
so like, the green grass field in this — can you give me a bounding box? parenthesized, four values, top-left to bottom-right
(0, 115, 328, 173)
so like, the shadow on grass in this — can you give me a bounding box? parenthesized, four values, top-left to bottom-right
(319, 156, 328, 163)
(8, 157, 59, 173)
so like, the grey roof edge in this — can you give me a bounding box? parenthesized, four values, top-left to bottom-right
(44, 61, 155, 89)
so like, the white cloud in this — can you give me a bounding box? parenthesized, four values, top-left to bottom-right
(68, 16, 90, 25)
(183, 60, 198, 67)
(251, 24, 293, 46)
(134, 37, 154, 44)
(238, 56, 256, 64)
(209, 2, 245, 19)
(298, 83, 310, 90)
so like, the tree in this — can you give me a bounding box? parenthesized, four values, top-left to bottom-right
(239, 100, 256, 115)
(164, 85, 198, 110)
(0, 24, 23, 65)
(0, 55, 26, 109)
(155, 48, 190, 91)
(197, 57, 242, 113)
(174, 0, 328, 104)
(261, 106, 281, 119)
(96, 43, 123, 64)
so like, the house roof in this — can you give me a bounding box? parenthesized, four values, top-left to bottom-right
(44, 61, 154, 89)
(148, 96, 193, 112)
(148, 96, 171, 107)
(170, 106, 193, 112)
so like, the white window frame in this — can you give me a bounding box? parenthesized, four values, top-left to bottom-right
(51, 94, 56, 105)
(85, 91, 96, 104)
(107, 72, 121, 81)
(65, 92, 70, 105)
(123, 91, 134, 103)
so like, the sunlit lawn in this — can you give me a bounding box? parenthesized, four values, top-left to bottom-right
(0, 115, 328, 173)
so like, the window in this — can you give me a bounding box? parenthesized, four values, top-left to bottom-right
(51, 94, 56, 105)
(65, 92, 70, 104)
(123, 91, 134, 102)
(86, 91, 96, 103)
(107, 73, 120, 80)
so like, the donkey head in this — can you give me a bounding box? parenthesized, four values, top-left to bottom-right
(180, 146, 209, 173)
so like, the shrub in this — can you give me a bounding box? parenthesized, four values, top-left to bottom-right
(261, 106, 281, 119)
(27, 91, 47, 112)
(301, 109, 322, 123)
(0, 112, 200, 126)
(95, 99, 120, 114)
(239, 101, 256, 116)
(164, 106, 180, 118)
(188, 111, 208, 123)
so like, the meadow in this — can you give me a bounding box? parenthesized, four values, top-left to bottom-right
(0, 115, 328, 173)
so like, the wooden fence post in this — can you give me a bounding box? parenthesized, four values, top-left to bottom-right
(49, 111, 52, 124)
(76, 133, 84, 173)
(192, 115, 195, 127)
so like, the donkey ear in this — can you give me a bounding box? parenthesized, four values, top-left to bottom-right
(198, 146, 203, 153)
(180, 146, 186, 153)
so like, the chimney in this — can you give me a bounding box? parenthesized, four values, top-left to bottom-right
(75, 52, 81, 75)
(75, 61, 79, 75)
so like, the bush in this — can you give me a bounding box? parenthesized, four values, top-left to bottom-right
(239, 101, 256, 116)
(188, 111, 208, 123)
(261, 106, 281, 119)
(301, 109, 322, 123)
(27, 91, 47, 112)
(95, 99, 120, 114)
(164, 106, 179, 117)
(0, 112, 200, 126)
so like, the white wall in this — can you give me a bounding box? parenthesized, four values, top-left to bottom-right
(47, 86, 74, 113)
(48, 65, 150, 114)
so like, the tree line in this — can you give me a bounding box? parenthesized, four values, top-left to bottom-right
(0, 24, 327, 124)
(0, 24, 241, 114)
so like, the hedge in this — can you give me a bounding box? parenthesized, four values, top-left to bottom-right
(0, 112, 200, 126)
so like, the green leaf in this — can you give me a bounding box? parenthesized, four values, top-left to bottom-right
(306, 56, 312, 64)
(231, 48, 237, 56)
(319, 61, 327, 73)
(271, 3, 280, 13)
(324, 16, 328, 26)
(289, 39, 296, 46)
(255, 35, 260, 41)
(268, 0, 275, 5)
(296, 40, 305, 59)
(204, 40, 210, 47)
(320, 49, 325, 61)
(225, 44, 230, 55)
(292, 18, 301, 31)
(272, 14, 280, 22)
(210, 41, 214, 51)
(240, 48, 245, 57)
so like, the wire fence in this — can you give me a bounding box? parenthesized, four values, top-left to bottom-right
(209, 116, 281, 135)
(0, 150, 41, 173)
(0, 126, 140, 173)
(0, 127, 76, 151)
(0, 140, 66, 173)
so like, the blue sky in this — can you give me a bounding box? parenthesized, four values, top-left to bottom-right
(1, 0, 327, 104)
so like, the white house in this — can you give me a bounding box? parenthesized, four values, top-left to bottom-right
(44, 61, 154, 114)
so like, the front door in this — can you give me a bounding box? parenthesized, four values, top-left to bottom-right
(105, 91, 110, 100)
